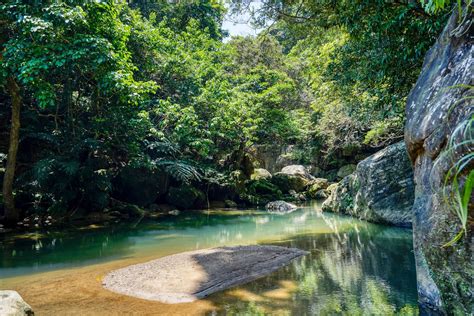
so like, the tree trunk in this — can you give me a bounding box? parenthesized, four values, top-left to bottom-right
(2, 77, 21, 224)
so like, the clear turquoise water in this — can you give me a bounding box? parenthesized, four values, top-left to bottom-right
(0, 203, 418, 314)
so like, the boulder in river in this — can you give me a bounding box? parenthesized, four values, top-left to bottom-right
(0, 291, 34, 316)
(322, 141, 414, 227)
(404, 7, 473, 314)
(265, 200, 298, 213)
(102, 245, 308, 303)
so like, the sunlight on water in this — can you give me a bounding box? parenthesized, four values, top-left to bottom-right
(0, 203, 418, 315)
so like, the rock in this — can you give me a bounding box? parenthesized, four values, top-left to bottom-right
(168, 209, 180, 216)
(336, 164, 356, 179)
(272, 165, 313, 193)
(112, 167, 168, 207)
(322, 174, 355, 213)
(325, 183, 338, 194)
(103, 245, 308, 304)
(280, 165, 315, 180)
(166, 186, 206, 210)
(224, 200, 237, 208)
(322, 141, 414, 227)
(288, 190, 306, 202)
(351, 142, 414, 227)
(307, 178, 329, 199)
(404, 8, 473, 314)
(265, 200, 298, 213)
(250, 168, 272, 180)
(312, 189, 327, 200)
(0, 290, 34, 316)
(110, 200, 145, 218)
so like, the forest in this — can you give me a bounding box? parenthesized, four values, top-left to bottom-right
(0, 0, 472, 315)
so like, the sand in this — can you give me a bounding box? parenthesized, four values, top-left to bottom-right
(102, 245, 308, 303)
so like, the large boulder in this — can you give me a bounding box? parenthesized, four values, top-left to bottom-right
(280, 165, 315, 180)
(404, 8, 473, 314)
(0, 291, 34, 316)
(272, 165, 313, 193)
(351, 142, 414, 227)
(322, 141, 414, 227)
(112, 167, 168, 207)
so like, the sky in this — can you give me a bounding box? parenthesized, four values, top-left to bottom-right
(221, 1, 263, 41)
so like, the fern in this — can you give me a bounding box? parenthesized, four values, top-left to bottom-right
(437, 114, 473, 247)
(154, 159, 201, 184)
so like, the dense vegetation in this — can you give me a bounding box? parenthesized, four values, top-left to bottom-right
(0, 0, 449, 225)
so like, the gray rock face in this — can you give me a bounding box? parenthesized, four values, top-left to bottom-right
(0, 291, 34, 316)
(351, 142, 414, 227)
(322, 142, 414, 227)
(404, 8, 473, 314)
(265, 200, 298, 213)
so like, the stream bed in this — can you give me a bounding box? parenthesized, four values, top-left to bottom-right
(0, 203, 418, 315)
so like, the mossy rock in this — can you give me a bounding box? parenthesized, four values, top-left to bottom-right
(271, 173, 309, 193)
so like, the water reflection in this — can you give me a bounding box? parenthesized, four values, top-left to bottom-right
(0, 204, 418, 315)
(208, 212, 418, 315)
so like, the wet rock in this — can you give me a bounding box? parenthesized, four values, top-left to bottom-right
(0, 290, 34, 316)
(404, 8, 473, 314)
(265, 200, 298, 213)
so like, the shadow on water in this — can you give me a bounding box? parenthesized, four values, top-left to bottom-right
(204, 213, 418, 315)
(0, 204, 418, 315)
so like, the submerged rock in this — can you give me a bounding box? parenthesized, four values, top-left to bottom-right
(322, 141, 414, 227)
(0, 291, 34, 316)
(265, 200, 298, 213)
(103, 245, 308, 304)
(404, 7, 473, 314)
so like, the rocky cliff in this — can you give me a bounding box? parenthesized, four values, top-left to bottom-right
(404, 7, 473, 314)
(322, 141, 414, 227)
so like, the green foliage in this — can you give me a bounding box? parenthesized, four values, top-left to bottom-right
(0, 0, 453, 216)
(439, 114, 473, 247)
